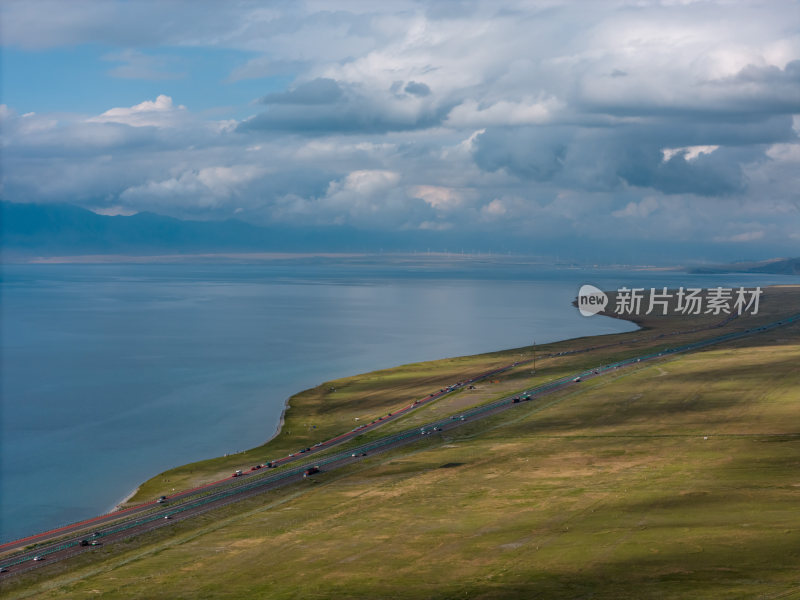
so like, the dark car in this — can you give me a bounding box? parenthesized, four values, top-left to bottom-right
(79, 539, 90, 547)
(304, 466, 320, 477)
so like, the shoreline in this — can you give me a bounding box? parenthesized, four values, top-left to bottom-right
(113, 486, 141, 512)
(264, 399, 290, 446)
(121, 312, 642, 508)
(13, 283, 800, 541)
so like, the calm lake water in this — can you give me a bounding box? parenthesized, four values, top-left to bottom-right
(1, 258, 796, 541)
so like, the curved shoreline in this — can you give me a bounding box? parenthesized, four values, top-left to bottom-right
(264, 400, 290, 446)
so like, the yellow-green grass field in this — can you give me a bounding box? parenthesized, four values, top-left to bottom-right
(3, 286, 798, 599)
(122, 285, 800, 504)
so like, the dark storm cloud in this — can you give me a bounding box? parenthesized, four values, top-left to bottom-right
(473, 125, 759, 197)
(473, 126, 571, 182)
(260, 78, 343, 105)
(404, 81, 431, 97)
(239, 80, 452, 134)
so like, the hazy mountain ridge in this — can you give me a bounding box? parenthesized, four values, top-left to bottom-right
(689, 257, 800, 275)
(2, 201, 796, 265)
(0, 201, 421, 255)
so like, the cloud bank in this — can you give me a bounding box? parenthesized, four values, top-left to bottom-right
(1, 0, 798, 261)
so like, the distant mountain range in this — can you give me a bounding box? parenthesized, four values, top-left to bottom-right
(689, 257, 800, 275)
(0, 201, 448, 257)
(2, 201, 798, 268)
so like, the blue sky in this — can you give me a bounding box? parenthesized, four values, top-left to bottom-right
(1, 0, 799, 262)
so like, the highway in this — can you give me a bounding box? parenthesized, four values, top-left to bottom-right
(2, 311, 798, 578)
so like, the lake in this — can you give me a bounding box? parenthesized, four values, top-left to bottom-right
(1, 257, 795, 541)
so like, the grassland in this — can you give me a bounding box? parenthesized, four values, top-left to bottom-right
(3, 285, 799, 599)
(125, 285, 800, 503)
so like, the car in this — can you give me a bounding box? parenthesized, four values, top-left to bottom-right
(251, 465, 261, 471)
(360, 452, 367, 456)
(0, 567, 8, 573)
(79, 539, 90, 547)
(90, 540, 101, 546)
(460, 417, 465, 421)
(573, 377, 581, 382)
(157, 498, 166, 503)
(33, 556, 44, 561)
(304, 466, 320, 477)
(164, 515, 172, 519)
(92, 531, 101, 537)
(232, 470, 243, 477)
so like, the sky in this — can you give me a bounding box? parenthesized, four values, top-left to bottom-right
(1, 0, 799, 262)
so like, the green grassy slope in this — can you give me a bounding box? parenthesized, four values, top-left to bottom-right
(126, 286, 799, 504)
(4, 287, 799, 599)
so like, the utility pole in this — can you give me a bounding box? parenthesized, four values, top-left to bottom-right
(532, 340, 536, 373)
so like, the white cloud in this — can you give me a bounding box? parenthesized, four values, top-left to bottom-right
(87, 95, 186, 127)
(612, 197, 659, 218)
(328, 170, 400, 197)
(446, 97, 561, 128)
(713, 230, 765, 242)
(307, 170, 409, 223)
(120, 165, 266, 208)
(481, 198, 507, 218)
(662, 145, 720, 162)
(90, 205, 139, 216)
(411, 185, 462, 210)
(418, 220, 452, 231)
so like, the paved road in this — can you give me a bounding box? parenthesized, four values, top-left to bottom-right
(2, 312, 798, 578)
